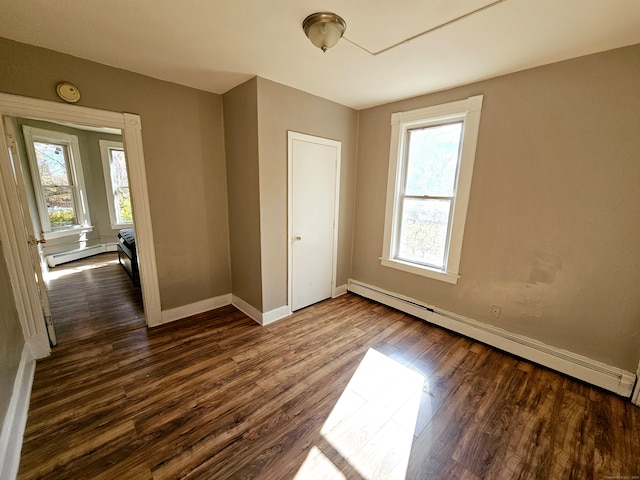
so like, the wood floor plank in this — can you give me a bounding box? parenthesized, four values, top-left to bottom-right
(44, 253, 144, 344)
(18, 255, 640, 479)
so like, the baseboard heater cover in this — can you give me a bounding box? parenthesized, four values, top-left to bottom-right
(46, 243, 118, 268)
(348, 279, 636, 397)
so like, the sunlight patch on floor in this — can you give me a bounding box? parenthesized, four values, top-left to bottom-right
(296, 348, 427, 479)
(294, 447, 347, 480)
(44, 258, 118, 282)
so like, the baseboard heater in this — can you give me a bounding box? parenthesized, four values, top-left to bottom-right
(45, 243, 118, 268)
(348, 279, 636, 397)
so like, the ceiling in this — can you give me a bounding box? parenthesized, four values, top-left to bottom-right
(1, 0, 639, 110)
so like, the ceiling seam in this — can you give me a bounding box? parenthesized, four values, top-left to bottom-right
(343, 0, 508, 56)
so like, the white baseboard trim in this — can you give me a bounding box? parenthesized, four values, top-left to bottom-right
(104, 242, 118, 253)
(348, 279, 637, 397)
(262, 305, 291, 326)
(232, 295, 263, 325)
(333, 283, 348, 297)
(0, 345, 35, 480)
(230, 296, 291, 326)
(159, 294, 232, 326)
(632, 361, 640, 407)
(26, 332, 50, 360)
(45, 243, 117, 268)
(157, 293, 293, 328)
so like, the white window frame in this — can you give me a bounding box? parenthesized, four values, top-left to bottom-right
(22, 126, 92, 240)
(381, 95, 483, 284)
(100, 139, 133, 229)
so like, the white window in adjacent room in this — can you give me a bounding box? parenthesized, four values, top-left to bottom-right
(100, 140, 133, 228)
(381, 95, 483, 284)
(22, 126, 91, 239)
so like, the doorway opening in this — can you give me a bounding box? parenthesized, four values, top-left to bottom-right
(8, 116, 145, 345)
(0, 92, 161, 359)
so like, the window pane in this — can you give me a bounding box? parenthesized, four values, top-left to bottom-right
(116, 187, 133, 223)
(397, 198, 450, 268)
(43, 186, 77, 228)
(109, 148, 132, 224)
(34, 142, 70, 186)
(109, 149, 129, 189)
(405, 122, 462, 197)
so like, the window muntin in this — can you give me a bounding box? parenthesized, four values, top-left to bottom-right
(100, 140, 133, 228)
(382, 95, 483, 284)
(22, 127, 91, 237)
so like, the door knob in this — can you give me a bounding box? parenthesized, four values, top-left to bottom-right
(294, 235, 302, 241)
(27, 236, 46, 246)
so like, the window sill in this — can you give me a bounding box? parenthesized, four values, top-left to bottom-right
(110, 223, 134, 230)
(43, 226, 93, 241)
(380, 258, 459, 284)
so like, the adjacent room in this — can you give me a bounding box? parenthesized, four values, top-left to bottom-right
(0, 1, 639, 478)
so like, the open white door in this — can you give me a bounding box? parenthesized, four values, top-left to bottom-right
(288, 132, 341, 311)
(2, 117, 56, 345)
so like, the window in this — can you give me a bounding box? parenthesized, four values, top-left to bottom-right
(100, 140, 133, 228)
(22, 127, 91, 238)
(381, 95, 483, 284)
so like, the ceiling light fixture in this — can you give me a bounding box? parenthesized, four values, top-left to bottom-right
(302, 12, 346, 53)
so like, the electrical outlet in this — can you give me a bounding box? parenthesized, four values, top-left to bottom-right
(490, 305, 501, 318)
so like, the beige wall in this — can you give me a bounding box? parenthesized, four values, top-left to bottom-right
(0, 37, 231, 310)
(2, 35, 637, 374)
(0, 241, 24, 425)
(223, 78, 263, 310)
(256, 78, 358, 313)
(353, 44, 640, 371)
(223, 77, 358, 314)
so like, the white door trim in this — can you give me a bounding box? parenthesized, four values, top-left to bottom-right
(0, 93, 162, 358)
(287, 131, 341, 312)
(632, 360, 640, 406)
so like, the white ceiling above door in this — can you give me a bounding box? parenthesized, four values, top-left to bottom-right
(0, 0, 639, 109)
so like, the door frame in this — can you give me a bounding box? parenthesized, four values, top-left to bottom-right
(287, 131, 341, 312)
(633, 360, 640, 406)
(0, 92, 162, 358)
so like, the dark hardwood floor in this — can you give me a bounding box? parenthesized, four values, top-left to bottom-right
(44, 252, 144, 344)
(19, 281, 639, 479)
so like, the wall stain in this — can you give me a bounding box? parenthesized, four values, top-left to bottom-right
(527, 252, 563, 285)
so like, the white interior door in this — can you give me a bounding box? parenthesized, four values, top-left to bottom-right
(289, 132, 341, 311)
(3, 116, 56, 345)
